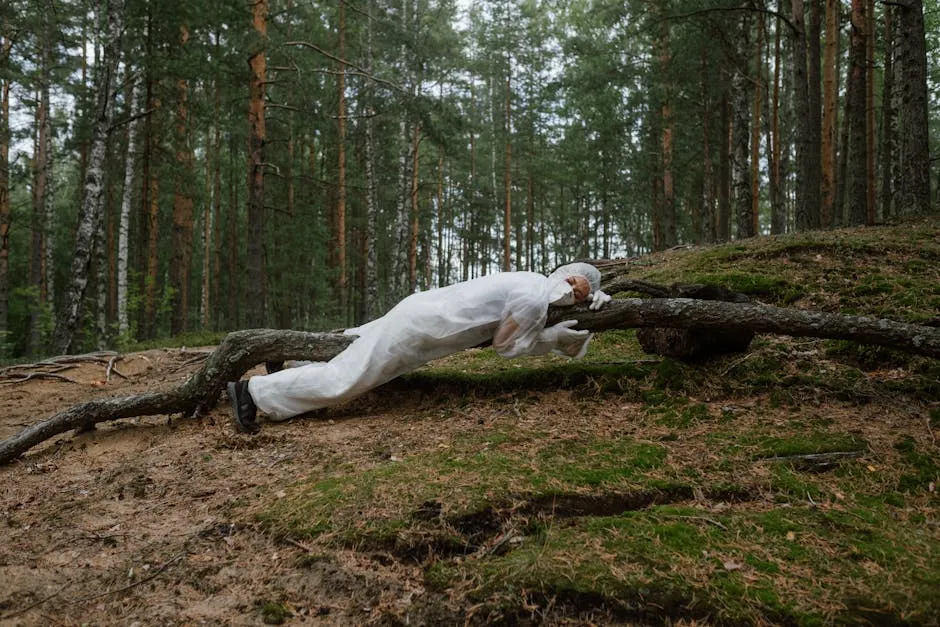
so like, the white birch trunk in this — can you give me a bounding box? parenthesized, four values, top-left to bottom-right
(117, 78, 142, 336)
(52, 0, 124, 355)
(95, 207, 108, 349)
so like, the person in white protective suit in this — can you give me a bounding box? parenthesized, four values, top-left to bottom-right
(226, 262, 612, 434)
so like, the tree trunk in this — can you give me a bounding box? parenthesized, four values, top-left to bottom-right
(138, 15, 156, 339)
(335, 0, 348, 320)
(246, 0, 268, 327)
(865, 0, 875, 224)
(117, 78, 143, 337)
(52, 1, 124, 355)
(769, 3, 784, 235)
(821, 0, 838, 228)
(0, 18, 9, 352)
(894, 0, 931, 216)
(807, 0, 822, 227)
(879, 5, 895, 220)
(791, 0, 819, 231)
(717, 92, 731, 242)
(731, 10, 752, 239)
(408, 126, 421, 293)
(171, 27, 194, 336)
(749, 12, 764, 237)
(657, 11, 677, 249)
(29, 79, 51, 355)
(846, 0, 868, 225)
(361, 0, 378, 323)
(503, 73, 512, 272)
(95, 192, 110, 349)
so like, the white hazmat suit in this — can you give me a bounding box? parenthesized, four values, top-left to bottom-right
(247, 265, 608, 421)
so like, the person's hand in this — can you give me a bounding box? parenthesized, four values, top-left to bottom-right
(589, 290, 612, 311)
(543, 319, 589, 344)
(550, 320, 592, 358)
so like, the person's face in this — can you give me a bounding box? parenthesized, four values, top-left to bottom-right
(565, 276, 591, 303)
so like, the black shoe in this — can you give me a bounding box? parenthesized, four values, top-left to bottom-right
(265, 361, 284, 374)
(227, 380, 260, 434)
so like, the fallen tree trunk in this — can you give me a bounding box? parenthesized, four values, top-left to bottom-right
(2, 299, 939, 464)
(550, 298, 940, 359)
(0, 330, 354, 464)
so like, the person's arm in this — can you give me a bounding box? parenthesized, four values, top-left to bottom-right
(493, 316, 590, 359)
(492, 316, 521, 352)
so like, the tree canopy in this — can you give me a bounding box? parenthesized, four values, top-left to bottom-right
(0, 0, 937, 357)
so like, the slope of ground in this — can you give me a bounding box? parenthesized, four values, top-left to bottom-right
(1, 222, 938, 625)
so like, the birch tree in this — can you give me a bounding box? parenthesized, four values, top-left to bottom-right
(0, 17, 10, 352)
(52, 0, 124, 355)
(117, 77, 143, 337)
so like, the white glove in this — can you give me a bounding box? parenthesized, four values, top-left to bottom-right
(537, 320, 592, 359)
(539, 319, 587, 343)
(589, 290, 612, 311)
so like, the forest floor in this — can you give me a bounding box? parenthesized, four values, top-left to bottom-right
(1, 222, 939, 626)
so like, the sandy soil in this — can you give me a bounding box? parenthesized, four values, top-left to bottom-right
(1, 346, 936, 626)
(0, 349, 473, 626)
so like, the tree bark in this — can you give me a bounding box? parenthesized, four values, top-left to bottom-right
(3, 298, 939, 464)
(0, 18, 9, 351)
(865, 0, 875, 224)
(750, 12, 764, 237)
(791, 0, 820, 231)
(335, 0, 348, 319)
(821, 0, 838, 228)
(118, 78, 143, 336)
(846, 0, 868, 225)
(718, 92, 731, 242)
(361, 0, 378, 323)
(731, 9, 752, 239)
(409, 125, 421, 292)
(171, 27, 194, 336)
(246, 0, 268, 327)
(503, 72, 512, 271)
(894, 0, 931, 216)
(52, 1, 124, 355)
(879, 5, 895, 220)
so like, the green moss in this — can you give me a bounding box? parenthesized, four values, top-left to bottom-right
(258, 601, 292, 625)
(894, 440, 940, 493)
(755, 433, 868, 458)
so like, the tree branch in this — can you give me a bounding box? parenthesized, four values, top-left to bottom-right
(283, 40, 408, 95)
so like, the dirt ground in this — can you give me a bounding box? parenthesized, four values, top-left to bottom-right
(1, 345, 937, 626)
(0, 349, 482, 626)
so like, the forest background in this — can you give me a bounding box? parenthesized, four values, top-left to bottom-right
(0, 0, 936, 359)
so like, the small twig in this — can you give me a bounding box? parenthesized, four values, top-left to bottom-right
(720, 352, 757, 376)
(0, 373, 82, 385)
(656, 514, 729, 531)
(285, 537, 316, 553)
(762, 451, 865, 463)
(105, 356, 127, 382)
(68, 552, 186, 605)
(925, 416, 937, 445)
(0, 582, 73, 620)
